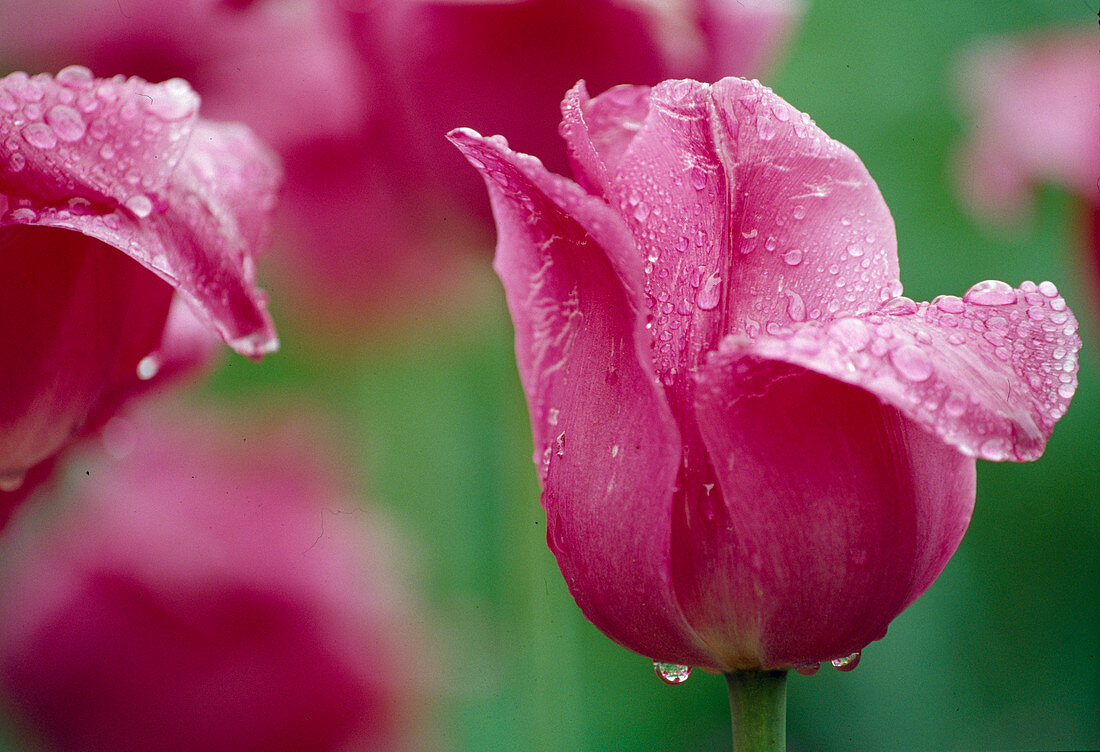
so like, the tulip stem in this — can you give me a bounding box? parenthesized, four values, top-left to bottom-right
(724, 669, 787, 752)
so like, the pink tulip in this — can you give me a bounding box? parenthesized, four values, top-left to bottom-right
(450, 77, 1081, 671)
(0, 0, 801, 323)
(954, 28, 1100, 306)
(0, 407, 430, 752)
(0, 68, 279, 491)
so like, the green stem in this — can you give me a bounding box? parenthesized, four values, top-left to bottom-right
(724, 670, 788, 752)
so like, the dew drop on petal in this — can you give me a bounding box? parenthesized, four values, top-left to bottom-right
(22, 122, 57, 149)
(785, 290, 806, 322)
(794, 662, 820, 676)
(696, 272, 722, 311)
(124, 194, 153, 218)
(782, 248, 803, 266)
(829, 318, 871, 351)
(830, 651, 861, 672)
(45, 104, 87, 142)
(654, 662, 692, 685)
(963, 280, 1017, 306)
(881, 296, 918, 315)
(891, 345, 933, 382)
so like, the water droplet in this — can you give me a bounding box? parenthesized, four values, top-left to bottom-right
(45, 104, 86, 142)
(142, 78, 198, 121)
(963, 280, 1017, 306)
(792, 205, 806, 220)
(782, 249, 803, 266)
(794, 662, 820, 676)
(0, 90, 16, 113)
(944, 391, 968, 417)
(831, 651, 861, 672)
(829, 318, 871, 351)
(846, 243, 863, 257)
(882, 296, 918, 315)
(690, 166, 708, 190)
(56, 65, 94, 88)
(933, 295, 965, 314)
(124, 194, 153, 218)
(22, 122, 57, 149)
(9, 152, 26, 172)
(785, 290, 806, 321)
(696, 272, 722, 311)
(136, 354, 160, 381)
(654, 662, 692, 685)
(1037, 281, 1058, 298)
(0, 472, 25, 492)
(756, 115, 778, 141)
(891, 345, 933, 382)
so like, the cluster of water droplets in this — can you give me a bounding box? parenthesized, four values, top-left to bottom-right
(793, 650, 862, 676)
(721, 278, 1079, 461)
(0, 67, 198, 225)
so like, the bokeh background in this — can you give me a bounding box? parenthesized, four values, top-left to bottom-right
(1, 1, 1097, 750)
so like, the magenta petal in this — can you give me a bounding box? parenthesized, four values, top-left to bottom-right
(688, 358, 975, 668)
(0, 71, 281, 357)
(560, 80, 651, 197)
(449, 128, 713, 666)
(708, 280, 1080, 462)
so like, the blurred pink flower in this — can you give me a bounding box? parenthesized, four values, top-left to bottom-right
(0, 406, 431, 752)
(954, 29, 1100, 223)
(954, 28, 1100, 307)
(451, 77, 1081, 672)
(0, 0, 801, 325)
(0, 68, 279, 497)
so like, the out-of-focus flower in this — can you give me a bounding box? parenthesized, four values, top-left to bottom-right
(0, 0, 802, 325)
(954, 28, 1100, 310)
(450, 77, 1080, 672)
(0, 405, 432, 752)
(954, 29, 1099, 222)
(0, 69, 279, 497)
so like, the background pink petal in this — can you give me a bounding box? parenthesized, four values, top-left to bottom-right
(685, 357, 975, 668)
(450, 128, 715, 668)
(708, 280, 1080, 463)
(0, 71, 281, 358)
(954, 29, 1100, 222)
(0, 406, 431, 752)
(0, 227, 173, 479)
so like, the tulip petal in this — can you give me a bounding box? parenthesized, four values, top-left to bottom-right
(561, 77, 901, 393)
(0, 71, 280, 357)
(449, 127, 714, 666)
(687, 357, 975, 668)
(709, 280, 1080, 463)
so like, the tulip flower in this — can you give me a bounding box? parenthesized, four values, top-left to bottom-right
(0, 68, 279, 496)
(0, 406, 431, 752)
(451, 76, 1079, 747)
(0, 0, 802, 325)
(953, 29, 1100, 307)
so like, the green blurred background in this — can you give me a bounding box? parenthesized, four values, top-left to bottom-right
(5, 0, 1098, 750)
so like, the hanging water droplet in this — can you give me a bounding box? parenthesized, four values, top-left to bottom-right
(654, 662, 692, 685)
(963, 280, 1017, 306)
(136, 354, 160, 381)
(0, 472, 26, 493)
(830, 651, 861, 672)
(794, 662, 820, 676)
